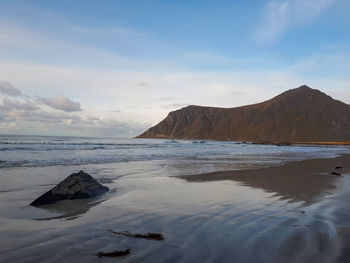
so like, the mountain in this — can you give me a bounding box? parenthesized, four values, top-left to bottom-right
(137, 86, 350, 143)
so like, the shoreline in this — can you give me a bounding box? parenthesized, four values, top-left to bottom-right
(136, 137, 350, 147)
(178, 154, 350, 204)
(179, 153, 350, 182)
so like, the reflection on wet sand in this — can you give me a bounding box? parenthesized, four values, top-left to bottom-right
(34, 199, 106, 221)
(179, 155, 350, 204)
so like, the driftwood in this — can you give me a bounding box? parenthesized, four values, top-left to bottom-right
(97, 249, 130, 258)
(107, 229, 164, 241)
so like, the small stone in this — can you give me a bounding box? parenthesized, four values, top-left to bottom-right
(331, 172, 341, 176)
(275, 142, 292, 146)
(97, 249, 130, 258)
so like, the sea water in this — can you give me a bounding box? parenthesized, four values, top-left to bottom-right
(0, 134, 348, 170)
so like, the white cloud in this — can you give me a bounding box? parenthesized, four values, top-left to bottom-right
(1, 98, 39, 111)
(0, 80, 149, 137)
(0, 81, 22, 97)
(255, 0, 336, 43)
(39, 96, 81, 112)
(0, 100, 149, 137)
(161, 103, 189, 109)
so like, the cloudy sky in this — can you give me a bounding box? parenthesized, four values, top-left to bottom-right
(0, 0, 349, 137)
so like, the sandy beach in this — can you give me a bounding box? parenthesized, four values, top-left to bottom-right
(1, 140, 350, 263)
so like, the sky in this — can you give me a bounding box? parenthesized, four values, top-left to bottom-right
(0, 0, 349, 137)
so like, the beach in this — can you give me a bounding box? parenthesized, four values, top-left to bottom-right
(1, 135, 350, 262)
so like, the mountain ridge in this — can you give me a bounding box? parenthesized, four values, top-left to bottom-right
(137, 86, 350, 143)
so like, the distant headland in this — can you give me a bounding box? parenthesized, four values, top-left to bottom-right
(137, 85, 350, 144)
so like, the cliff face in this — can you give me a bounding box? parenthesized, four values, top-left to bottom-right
(137, 86, 350, 142)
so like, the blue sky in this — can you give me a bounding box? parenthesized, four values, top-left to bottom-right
(0, 0, 349, 136)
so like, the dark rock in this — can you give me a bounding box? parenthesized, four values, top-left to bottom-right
(97, 249, 130, 258)
(30, 170, 109, 206)
(331, 172, 342, 176)
(251, 141, 272, 145)
(335, 166, 344, 170)
(275, 142, 292, 146)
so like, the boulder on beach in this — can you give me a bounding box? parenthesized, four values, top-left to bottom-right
(30, 170, 109, 207)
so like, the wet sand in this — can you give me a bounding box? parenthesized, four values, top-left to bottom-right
(179, 154, 350, 262)
(1, 155, 350, 262)
(179, 154, 350, 204)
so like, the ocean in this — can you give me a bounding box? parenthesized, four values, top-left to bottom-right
(1, 135, 350, 262)
(1, 134, 348, 170)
